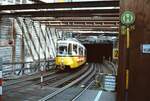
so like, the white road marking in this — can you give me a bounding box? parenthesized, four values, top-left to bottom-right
(94, 91, 102, 101)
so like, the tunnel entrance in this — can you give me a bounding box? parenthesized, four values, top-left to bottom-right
(84, 43, 113, 63)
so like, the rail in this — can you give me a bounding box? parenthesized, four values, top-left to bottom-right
(103, 60, 117, 75)
(71, 80, 94, 101)
(39, 64, 94, 101)
(3, 71, 66, 92)
(48, 64, 89, 87)
(79, 64, 97, 87)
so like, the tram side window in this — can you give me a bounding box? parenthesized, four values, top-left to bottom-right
(81, 48, 84, 56)
(56, 45, 59, 54)
(68, 43, 72, 55)
(73, 44, 77, 55)
(79, 47, 83, 56)
(79, 47, 81, 55)
(84, 49, 87, 56)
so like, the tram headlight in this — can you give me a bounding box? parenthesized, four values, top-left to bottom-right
(61, 59, 64, 63)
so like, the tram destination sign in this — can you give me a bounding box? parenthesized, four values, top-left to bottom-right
(121, 11, 135, 25)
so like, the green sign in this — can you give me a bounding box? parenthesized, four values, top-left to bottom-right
(121, 11, 135, 25)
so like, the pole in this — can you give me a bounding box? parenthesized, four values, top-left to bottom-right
(40, 66, 44, 88)
(12, 19, 16, 75)
(125, 27, 130, 101)
(127, 27, 130, 48)
(0, 58, 3, 100)
(21, 28, 25, 75)
(126, 27, 130, 90)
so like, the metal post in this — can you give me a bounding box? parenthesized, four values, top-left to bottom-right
(16, 18, 35, 61)
(21, 29, 25, 75)
(40, 66, 44, 88)
(12, 19, 16, 75)
(39, 24, 41, 72)
(23, 20, 40, 60)
(44, 26, 46, 67)
(0, 58, 2, 100)
(47, 28, 55, 55)
(126, 27, 130, 48)
(32, 21, 45, 59)
(39, 24, 47, 58)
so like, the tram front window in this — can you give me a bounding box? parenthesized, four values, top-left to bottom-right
(58, 46, 67, 55)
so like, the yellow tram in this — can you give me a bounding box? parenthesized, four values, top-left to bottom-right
(55, 38, 86, 70)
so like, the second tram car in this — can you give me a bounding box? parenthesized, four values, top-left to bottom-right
(55, 38, 86, 70)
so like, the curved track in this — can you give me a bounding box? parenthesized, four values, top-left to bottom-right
(38, 63, 95, 101)
(3, 62, 116, 101)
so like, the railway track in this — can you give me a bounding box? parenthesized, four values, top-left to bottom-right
(3, 64, 89, 93)
(4, 63, 113, 101)
(77, 63, 97, 87)
(3, 70, 55, 86)
(71, 80, 95, 101)
(47, 64, 89, 87)
(70, 64, 99, 101)
(38, 63, 95, 101)
(3, 70, 68, 92)
(102, 60, 116, 75)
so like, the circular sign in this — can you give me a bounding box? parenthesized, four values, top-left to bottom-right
(121, 11, 135, 25)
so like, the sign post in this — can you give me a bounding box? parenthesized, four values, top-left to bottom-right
(120, 10, 135, 99)
(121, 10, 135, 48)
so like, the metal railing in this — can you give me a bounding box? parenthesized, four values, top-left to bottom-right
(2, 59, 55, 78)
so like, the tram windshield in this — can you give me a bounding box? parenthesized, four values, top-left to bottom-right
(58, 45, 68, 55)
